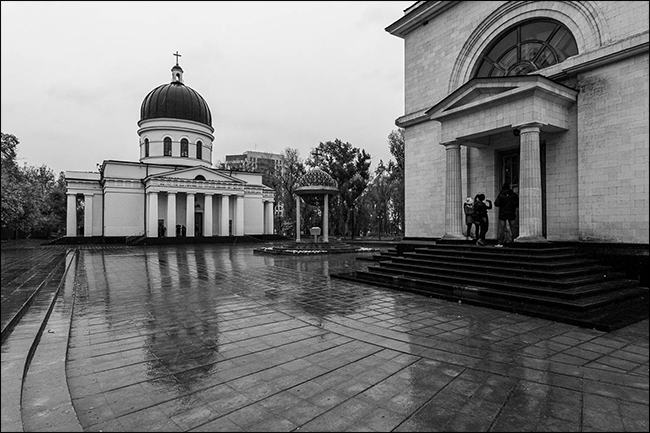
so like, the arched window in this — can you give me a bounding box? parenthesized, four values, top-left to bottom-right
(473, 19, 577, 78)
(144, 138, 149, 157)
(195, 175, 206, 181)
(180, 139, 189, 157)
(196, 141, 203, 160)
(164, 137, 172, 156)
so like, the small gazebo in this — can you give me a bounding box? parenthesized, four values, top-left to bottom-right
(294, 167, 338, 242)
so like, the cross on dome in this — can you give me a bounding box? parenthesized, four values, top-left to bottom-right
(173, 51, 182, 66)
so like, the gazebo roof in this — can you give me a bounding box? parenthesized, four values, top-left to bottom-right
(295, 167, 338, 196)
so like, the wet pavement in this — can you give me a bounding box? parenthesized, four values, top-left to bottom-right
(1, 241, 648, 432)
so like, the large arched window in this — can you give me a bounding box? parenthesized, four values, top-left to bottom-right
(473, 19, 577, 78)
(196, 141, 203, 160)
(163, 137, 172, 156)
(180, 139, 189, 157)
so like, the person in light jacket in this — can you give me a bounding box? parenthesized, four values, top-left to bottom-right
(463, 197, 478, 241)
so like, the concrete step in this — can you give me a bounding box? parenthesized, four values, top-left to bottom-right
(0, 250, 73, 432)
(1, 252, 68, 341)
(413, 244, 586, 262)
(332, 242, 649, 331)
(20, 251, 82, 432)
(387, 255, 610, 279)
(356, 268, 642, 306)
(339, 270, 648, 331)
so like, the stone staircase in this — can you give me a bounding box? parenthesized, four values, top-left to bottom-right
(332, 242, 649, 332)
(0, 247, 82, 432)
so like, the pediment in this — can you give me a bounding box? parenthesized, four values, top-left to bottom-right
(426, 75, 577, 120)
(149, 166, 245, 183)
(446, 86, 517, 110)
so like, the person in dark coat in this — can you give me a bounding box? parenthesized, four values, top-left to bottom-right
(473, 193, 492, 246)
(494, 183, 519, 246)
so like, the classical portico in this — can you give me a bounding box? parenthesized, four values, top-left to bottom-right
(426, 75, 578, 242)
(142, 167, 274, 238)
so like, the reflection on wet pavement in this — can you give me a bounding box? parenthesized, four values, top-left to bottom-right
(62, 244, 648, 432)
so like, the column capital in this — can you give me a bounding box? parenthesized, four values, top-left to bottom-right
(513, 122, 547, 134)
(83, 192, 94, 197)
(440, 140, 462, 149)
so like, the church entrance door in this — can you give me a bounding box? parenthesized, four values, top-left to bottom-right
(195, 212, 203, 237)
(499, 143, 547, 238)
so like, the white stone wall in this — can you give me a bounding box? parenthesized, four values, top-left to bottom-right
(576, 53, 650, 242)
(103, 190, 145, 236)
(243, 196, 264, 235)
(544, 107, 580, 241)
(90, 194, 103, 237)
(138, 118, 214, 167)
(403, 121, 444, 238)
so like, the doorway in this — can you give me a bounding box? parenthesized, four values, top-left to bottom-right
(195, 212, 203, 237)
(499, 142, 546, 237)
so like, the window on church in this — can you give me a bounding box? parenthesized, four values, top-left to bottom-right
(144, 138, 149, 157)
(473, 19, 577, 78)
(164, 137, 172, 156)
(181, 139, 189, 157)
(196, 141, 202, 160)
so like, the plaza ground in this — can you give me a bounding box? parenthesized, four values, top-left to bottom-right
(1, 240, 648, 432)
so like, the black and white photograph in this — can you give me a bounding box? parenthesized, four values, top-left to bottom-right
(2, 1, 648, 432)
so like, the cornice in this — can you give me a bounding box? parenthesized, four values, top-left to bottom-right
(385, 1, 458, 39)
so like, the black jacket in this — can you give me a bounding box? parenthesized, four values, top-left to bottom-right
(494, 188, 519, 220)
(474, 199, 492, 222)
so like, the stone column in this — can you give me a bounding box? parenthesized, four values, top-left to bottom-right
(147, 192, 158, 238)
(296, 195, 301, 242)
(235, 196, 245, 236)
(323, 194, 329, 242)
(264, 201, 273, 235)
(220, 195, 230, 236)
(167, 192, 176, 237)
(442, 142, 465, 240)
(204, 193, 213, 237)
(186, 193, 195, 237)
(66, 193, 77, 237)
(515, 123, 547, 243)
(83, 193, 94, 237)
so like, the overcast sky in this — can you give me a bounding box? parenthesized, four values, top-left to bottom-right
(1, 1, 413, 176)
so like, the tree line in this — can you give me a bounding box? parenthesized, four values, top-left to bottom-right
(1, 133, 67, 239)
(1, 129, 405, 240)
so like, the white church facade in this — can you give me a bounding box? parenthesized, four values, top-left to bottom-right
(387, 1, 649, 245)
(65, 60, 275, 240)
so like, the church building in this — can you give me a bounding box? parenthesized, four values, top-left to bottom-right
(387, 1, 648, 246)
(65, 58, 275, 240)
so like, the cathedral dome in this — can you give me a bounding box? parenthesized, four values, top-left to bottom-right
(140, 64, 212, 127)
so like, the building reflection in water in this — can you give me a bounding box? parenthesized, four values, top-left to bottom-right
(73, 245, 385, 400)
